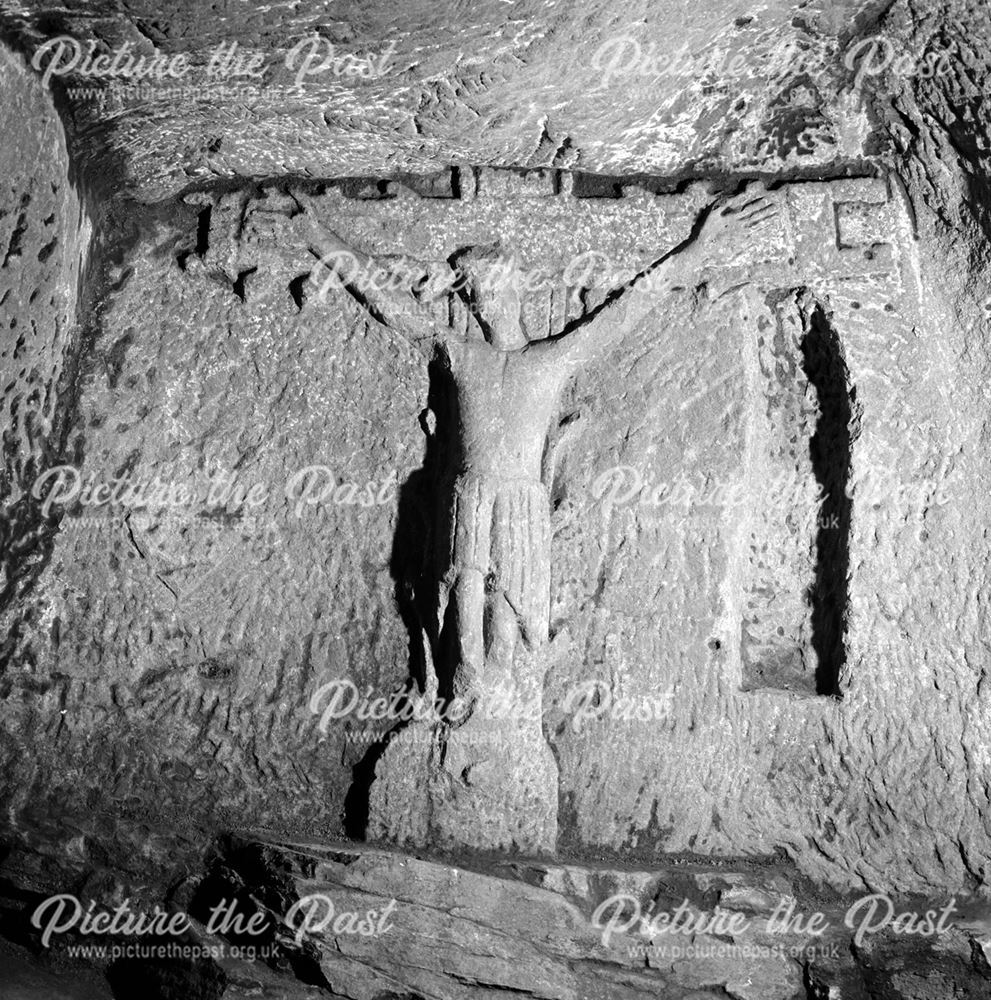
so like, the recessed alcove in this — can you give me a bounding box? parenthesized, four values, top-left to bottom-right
(740, 292, 855, 697)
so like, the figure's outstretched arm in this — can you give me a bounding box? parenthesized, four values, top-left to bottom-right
(531, 185, 780, 369)
(536, 253, 689, 368)
(293, 191, 446, 343)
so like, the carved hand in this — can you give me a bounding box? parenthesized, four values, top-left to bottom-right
(690, 182, 782, 269)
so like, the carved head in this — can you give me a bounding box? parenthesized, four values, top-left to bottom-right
(451, 245, 528, 350)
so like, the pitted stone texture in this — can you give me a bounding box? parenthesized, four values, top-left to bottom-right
(200, 839, 812, 1000)
(543, 174, 988, 895)
(5, 838, 990, 998)
(369, 711, 558, 855)
(0, 44, 88, 618)
(179, 838, 991, 1000)
(0, 0, 878, 202)
(0, 171, 713, 871)
(4, 170, 990, 896)
(0, 41, 91, 851)
(0, 214, 423, 848)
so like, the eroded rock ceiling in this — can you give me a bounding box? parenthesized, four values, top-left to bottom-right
(0, 0, 951, 200)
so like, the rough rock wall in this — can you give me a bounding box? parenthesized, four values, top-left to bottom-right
(0, 40, 92, 806)
(175, 836, 991, 1000)
(546, 175, 980, 895)
(2, 161, 985, 896)
(0, 46, 103, 907)
(1, 187, 422, 880)
(3, 0, 991, 902)
(0, 43, 89, 634)
(0, 0, 871, 201)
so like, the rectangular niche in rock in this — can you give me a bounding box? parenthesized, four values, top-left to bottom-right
(740, 291, 854, 697)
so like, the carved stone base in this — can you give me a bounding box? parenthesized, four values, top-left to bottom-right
(369, 712, 558, 854)
(432, 712, 558, 853)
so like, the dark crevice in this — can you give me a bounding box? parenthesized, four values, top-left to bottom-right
(106, 955, 227, 999)
(343, 356, 460, 838)
(36, 236, 57, 264)
(437, 588, 463, 704)
(195, 204, 212, 257)
(342, 739, 391, 840)
(799, 297, 853, 697)
(418, 359, 464, 709)
(447, 246, 499, 342)
(287, 273, 308, 311)
(185, 849, 334, 994)
(450, 165, 469, 199)
(232, 267, 256, 302)
(742, 291, 856, 696)
(168, 165, 881, 215)
(2, 207, 29, 268)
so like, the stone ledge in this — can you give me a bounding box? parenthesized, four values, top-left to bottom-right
(184, 835, 991, 1000)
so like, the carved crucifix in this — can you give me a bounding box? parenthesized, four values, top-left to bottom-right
(295, 186, 780, 724)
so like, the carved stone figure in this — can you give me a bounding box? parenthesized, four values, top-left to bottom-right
(302, 191, 777, 681)
(297, 185, 781, 850)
